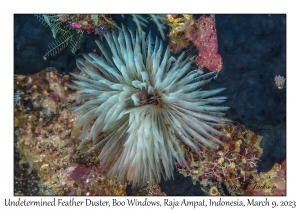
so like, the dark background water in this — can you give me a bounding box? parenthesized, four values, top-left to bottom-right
(14, 14, 286, 196)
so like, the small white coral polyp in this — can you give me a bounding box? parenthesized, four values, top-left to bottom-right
(70, 25, 229, 188)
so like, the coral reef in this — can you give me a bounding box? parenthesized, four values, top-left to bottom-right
(175, 122, 278, 195)
(14, 68, 169, 196)
(187, 15, 223, 72)
(35, 14, 118, 59)
(14, 70, 112, 195)
(131, 183, 166, 196)
(243, 159, 286, 196)
(166, 14, 193, 53)
(167, 14, 223, 72)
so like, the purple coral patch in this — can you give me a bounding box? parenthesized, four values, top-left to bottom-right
(68, 166, 90, 181)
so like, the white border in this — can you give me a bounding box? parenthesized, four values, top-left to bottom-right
(2, 0, 299, 209)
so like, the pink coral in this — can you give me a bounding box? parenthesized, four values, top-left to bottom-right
(186, 15, 223, 72)
(70, 22, 81, 29)
(68, 166, 90, 181)
(48, 92, 59, 101)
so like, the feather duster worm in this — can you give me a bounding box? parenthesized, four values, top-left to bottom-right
(70, 25, 229, 188)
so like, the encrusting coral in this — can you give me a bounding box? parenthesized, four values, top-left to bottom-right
(167, 14, 223, 72)
(176, 122, 286, 196)
(69, 24, 229, 188)
(14, 70, 129, 195)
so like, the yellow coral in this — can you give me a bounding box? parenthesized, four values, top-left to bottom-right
(217, 157, 224, 165)
(209, 186, 220, 196)
(166, 15, 194, 52)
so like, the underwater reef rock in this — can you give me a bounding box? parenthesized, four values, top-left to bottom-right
(14, 70, 124, 195)
(167, 14, 223, 72)
(14, 69, 169, 196)
(243, 159, 286, 196)
(161, 122, 286, 196)
(173, 122, 264, 195)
